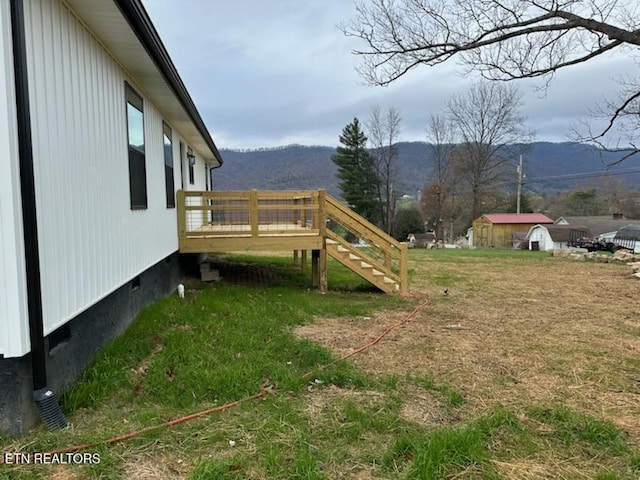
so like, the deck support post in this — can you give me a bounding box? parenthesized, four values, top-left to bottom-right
(293, 249, 312, 278)
(400, 242, 408, 293)
(319, 240, 327, 294)
(317, 189, 327, 293)
(311, 250, 320, 288)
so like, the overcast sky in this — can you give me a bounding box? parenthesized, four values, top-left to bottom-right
(141, 0, 635, 150)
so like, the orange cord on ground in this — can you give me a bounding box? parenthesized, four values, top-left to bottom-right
(3, 296, 429, 462)
(302, 296, 430, 380)
(0, 387, 271, 464)
(46, 387, 271, 457)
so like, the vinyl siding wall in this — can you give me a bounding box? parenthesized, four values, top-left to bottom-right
(0, 2, 31, 357)
(19, 0, 207, 344)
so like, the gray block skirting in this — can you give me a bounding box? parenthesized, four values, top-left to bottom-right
(0, 252, 203, 436)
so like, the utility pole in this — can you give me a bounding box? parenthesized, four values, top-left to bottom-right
(516, 155, 523, 214)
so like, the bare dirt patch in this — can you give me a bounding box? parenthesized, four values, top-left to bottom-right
(296, 251, 640, 442)
(207, 257, 283, 286)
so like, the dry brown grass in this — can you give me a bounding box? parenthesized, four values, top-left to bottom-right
(120, 453, 190, 480)
(48, 466, 89, 480)
(297, 250, 640, 445)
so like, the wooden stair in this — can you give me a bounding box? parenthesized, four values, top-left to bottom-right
(325, 238, 400, 293)
(324, 194, 407, 294)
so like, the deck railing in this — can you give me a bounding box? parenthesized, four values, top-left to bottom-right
(178, 189, 323, 238)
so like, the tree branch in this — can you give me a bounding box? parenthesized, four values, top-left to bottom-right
(346, 0, 640, 85)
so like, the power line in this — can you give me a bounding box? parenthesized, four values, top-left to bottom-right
(525, 167, 640, 183)
(489, 165, 640, 191)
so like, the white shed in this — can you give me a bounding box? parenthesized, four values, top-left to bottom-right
(0, 0, 223, 434)
(526, 224, 592, 251)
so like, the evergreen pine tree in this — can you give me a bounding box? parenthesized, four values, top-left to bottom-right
(331, 118, 380, 223)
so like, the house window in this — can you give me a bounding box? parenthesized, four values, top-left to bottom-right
(126, 83, 147, 209)
(187, 147, 195, 185)
(163, 122, 175, 208)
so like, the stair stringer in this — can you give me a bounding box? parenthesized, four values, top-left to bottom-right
(325, 236, 400, 293)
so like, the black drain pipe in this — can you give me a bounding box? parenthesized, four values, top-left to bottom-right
(10, 0, 67, 429)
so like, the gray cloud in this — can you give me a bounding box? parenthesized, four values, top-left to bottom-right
(143, 0, 637, 149)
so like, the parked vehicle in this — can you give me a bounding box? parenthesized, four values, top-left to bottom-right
(567, 229, 617, 252)
(567, 236, 617, 252)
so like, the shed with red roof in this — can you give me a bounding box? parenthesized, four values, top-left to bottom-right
(472, 213, 553, 248)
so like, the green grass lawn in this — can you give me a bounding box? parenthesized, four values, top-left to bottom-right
(1, 251, 639, 479)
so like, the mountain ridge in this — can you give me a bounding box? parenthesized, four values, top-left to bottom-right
(211, 142, 640, 197)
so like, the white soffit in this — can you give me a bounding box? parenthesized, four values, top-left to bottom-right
(63, 0, 220, 165)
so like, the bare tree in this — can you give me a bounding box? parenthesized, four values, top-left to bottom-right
(367, 105, 402, 234)
(447, 82, 532, 220)
(344, 0, 640, 160)
(421, 114, 456, 240)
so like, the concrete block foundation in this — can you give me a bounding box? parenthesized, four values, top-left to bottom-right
(0, 252, 200, 436)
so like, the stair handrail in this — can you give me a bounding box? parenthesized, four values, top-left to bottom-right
(325, 194, 402, 258)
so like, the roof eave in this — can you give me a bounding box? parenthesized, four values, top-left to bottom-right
(113, 0, 223, 167)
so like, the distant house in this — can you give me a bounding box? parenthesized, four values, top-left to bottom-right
(1, 0, 222, 434)
(525, 224, 592, 251)
(472, 213, 553, 248)
(614, 225, 640, 253)
(407, 232, 436, 248)
(554, 215, 636, 240)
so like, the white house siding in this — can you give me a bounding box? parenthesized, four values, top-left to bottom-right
(0, 3, 31, 357)
(21, 0, 201, 338)
(179, 141, 209, 230)
(179, 143, 208, 192)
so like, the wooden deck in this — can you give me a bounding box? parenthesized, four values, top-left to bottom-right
(177, 189, 407, 293)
